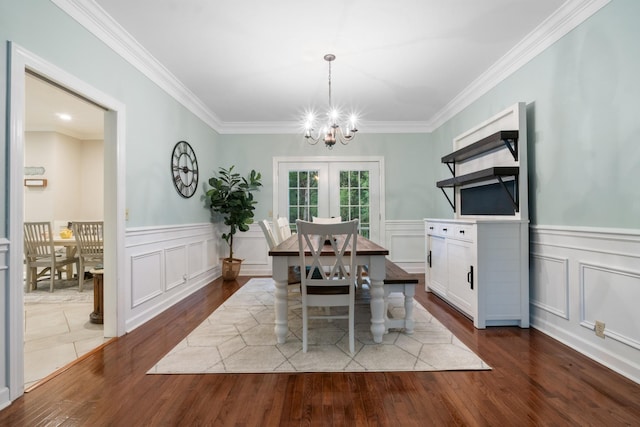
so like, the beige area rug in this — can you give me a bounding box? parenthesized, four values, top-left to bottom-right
(148, 278, 490, 374)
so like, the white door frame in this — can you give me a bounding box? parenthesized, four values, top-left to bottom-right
(6, 42, 127, 400)
(272, 156, 386, 244)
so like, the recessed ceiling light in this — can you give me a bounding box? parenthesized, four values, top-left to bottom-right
(56, 113, 72, 121)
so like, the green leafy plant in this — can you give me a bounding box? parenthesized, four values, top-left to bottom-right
(206, 166, 262, 260)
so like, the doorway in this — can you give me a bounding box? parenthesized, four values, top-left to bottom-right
(274, 157, 385, 244)
(7, 42, 126, 400)
(22, 72, 106, 390)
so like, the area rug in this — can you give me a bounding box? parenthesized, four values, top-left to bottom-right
(148, 278, 491, 374)
(23, 278, 94, 304)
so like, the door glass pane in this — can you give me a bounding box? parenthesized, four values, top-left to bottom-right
(288, 170, 320, 232)
(339, 170, 370, 238)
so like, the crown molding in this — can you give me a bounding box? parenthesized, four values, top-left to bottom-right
(52, 0, 610, 136)
(427, 0, 612, 130)
(51, 0, 224, 132)
(218, 120, 432, 135)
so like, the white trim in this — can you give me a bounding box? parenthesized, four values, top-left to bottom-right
(426, 0, 612, 130)
(51, 0, 609, 134)
(272, 156, 386, 245)
(6, 42, 127, 403)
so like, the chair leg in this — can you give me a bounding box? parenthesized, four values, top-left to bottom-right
(302, 303, 308, 353)
(349, 298, 355, 354)
(49, 262, 55, 292)
(25, 266, 33, 292)
(78, 259, 84, 292)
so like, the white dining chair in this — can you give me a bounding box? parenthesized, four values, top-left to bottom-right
(258, 219, 278, 249)
(275, 216, 293, 243)
(311, 216, 342, 224)
(296, 218, 358, 354)
(23, 221, 79, 292)
(72, 221, 104, 291)
(312, 216, 366, 285)
(259, 219, 301, 286)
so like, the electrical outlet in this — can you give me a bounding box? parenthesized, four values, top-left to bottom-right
(125, 208, 129, 221)
(595, 320, 606, 338)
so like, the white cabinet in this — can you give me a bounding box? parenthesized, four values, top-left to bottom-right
(425, 219, 529, 329)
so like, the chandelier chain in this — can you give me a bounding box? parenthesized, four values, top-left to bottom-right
(328, 60, 332, 108)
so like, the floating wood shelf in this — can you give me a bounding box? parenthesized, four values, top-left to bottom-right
(441, 130, 519, 164)
(436, 167, 519, 188)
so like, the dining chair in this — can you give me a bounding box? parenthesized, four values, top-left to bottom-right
(296, 218, 358, 354)
(258, 219, 278, 249)
(275, 216, 293, 243)
(23, 221, 79, 292)
(259, 219, 301, 286)
(312, 216, 365, 284)
(311, 216, 342, 224)
(72, 221, 104, 291)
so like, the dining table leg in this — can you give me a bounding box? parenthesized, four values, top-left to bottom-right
(273, 258, 289, 344)
(368, 255, 386, 343)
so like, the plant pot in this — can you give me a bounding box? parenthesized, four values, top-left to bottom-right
(221, 257, 243, 281)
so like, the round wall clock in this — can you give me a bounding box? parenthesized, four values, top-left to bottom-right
(171, 140, 199, 198)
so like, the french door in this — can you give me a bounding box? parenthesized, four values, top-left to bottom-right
(274, 158, 383, 243)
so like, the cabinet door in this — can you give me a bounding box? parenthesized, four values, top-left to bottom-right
(446, 239, 474, 317)
(426, 234, 447, 295)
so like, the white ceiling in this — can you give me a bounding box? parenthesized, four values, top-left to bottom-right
(25, 73, 104, 140)
(29, 0, 577, 137)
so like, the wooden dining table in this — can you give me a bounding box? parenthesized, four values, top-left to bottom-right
(53, 236, 78, 279)
(269, 234, 390, 344)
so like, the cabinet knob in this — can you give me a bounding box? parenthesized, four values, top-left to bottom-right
(459, 230, 465, 234)
(443, 228, 448, 231)
(429, 226, 434, 230)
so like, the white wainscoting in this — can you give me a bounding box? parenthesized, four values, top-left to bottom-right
(530, 225, 640, 384)
(124, 223, 219, 332)
(384, 220, 426, 273)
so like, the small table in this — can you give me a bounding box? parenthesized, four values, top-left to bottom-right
(89, 268, 104, 324)
(53, 236, 77, 279)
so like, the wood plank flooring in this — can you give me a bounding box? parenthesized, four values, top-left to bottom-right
(1, 275, 639, 426)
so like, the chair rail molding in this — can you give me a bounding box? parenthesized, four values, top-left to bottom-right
(124, 223, 219, 332)
(530, 224, 640, 385)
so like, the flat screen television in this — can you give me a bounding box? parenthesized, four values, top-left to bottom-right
(460, 180, 516, 215)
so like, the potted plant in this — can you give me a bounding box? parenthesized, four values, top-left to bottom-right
(206, 166, 262, 280)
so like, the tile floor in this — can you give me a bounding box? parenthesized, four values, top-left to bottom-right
(23, 279, 108, 390)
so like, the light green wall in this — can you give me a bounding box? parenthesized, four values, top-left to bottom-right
(215, 133, 437, 221)
(3, 0, 638, 232)
(431, 0, 640, 229)
(1, 0, 221, 231)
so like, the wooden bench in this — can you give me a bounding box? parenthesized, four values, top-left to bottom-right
(382, 259, 418, 334)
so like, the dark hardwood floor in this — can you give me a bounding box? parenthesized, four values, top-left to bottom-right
(2, 275, 639, 426)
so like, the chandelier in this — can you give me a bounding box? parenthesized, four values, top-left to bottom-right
(303, 54, 358, 149)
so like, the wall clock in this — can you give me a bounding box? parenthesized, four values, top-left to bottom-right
(171, 140, 199, 198)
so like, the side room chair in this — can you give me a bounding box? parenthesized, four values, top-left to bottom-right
(296, 218, 359, 354)
(23, 221, 79, 292)
(72, 221, 104, 291)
